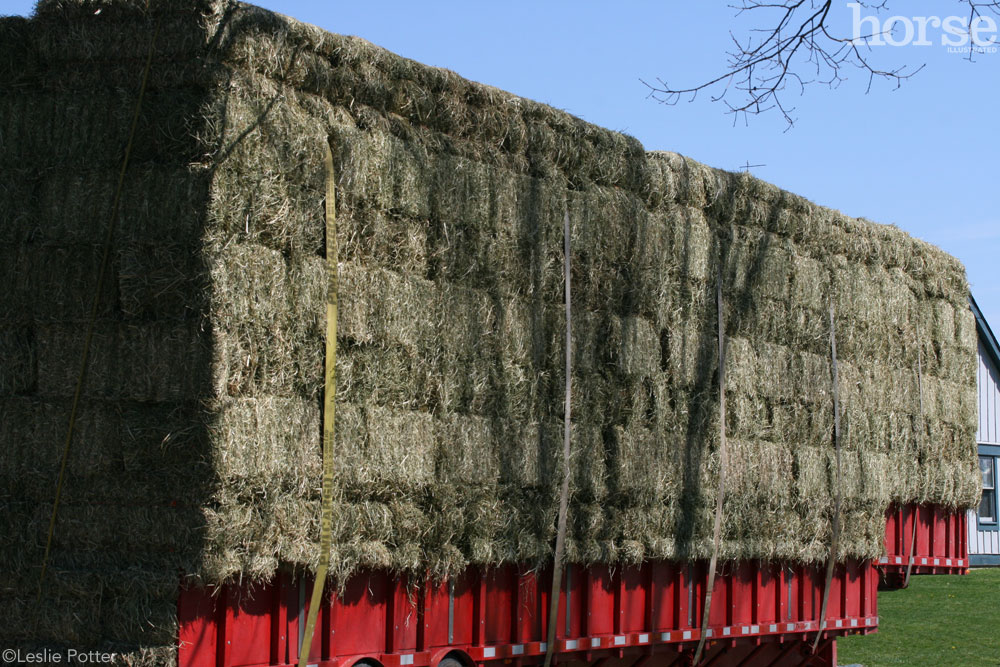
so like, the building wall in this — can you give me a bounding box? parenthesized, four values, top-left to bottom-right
(978, 339, 1000, 445)
(970, 336, 1000, 562)
(969, 512, 1000, 557)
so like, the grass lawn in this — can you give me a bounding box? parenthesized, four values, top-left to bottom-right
(838, 568, 1000, 666)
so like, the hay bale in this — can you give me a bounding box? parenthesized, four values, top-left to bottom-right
(0, 167, 212, 246)
(0, 327, 35, 395)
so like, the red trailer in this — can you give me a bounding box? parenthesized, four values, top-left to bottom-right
(879, 503, 969, 588)
(178, 559, 877, 667)
(174, 503, 978, 664)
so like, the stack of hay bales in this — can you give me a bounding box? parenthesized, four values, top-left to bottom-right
(0, 0, 980, 661)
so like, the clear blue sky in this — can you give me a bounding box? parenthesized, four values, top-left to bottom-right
(8, 1, 998, 330)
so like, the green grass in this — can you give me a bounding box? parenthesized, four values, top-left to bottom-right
(838, 569, 1000, 666)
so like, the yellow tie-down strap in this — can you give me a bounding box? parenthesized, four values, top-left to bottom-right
(299, 142, 338, 667)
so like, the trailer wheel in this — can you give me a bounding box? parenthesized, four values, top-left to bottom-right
(438, 656, 466, 667)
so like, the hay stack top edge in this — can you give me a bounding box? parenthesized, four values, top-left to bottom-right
(5, 0, 973, 283)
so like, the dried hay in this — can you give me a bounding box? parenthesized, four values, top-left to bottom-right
(0, 0, 980, 660)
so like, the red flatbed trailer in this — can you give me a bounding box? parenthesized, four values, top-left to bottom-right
(178, 559, 877, 667)
(879, 503, 970, 588)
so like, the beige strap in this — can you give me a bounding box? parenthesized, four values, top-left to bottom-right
(544, 208, 573, 667)
(813, 302, 843, 653)
(905, 330, 925, 588)
(36, 16, 162, 618)
(298, 143, 338, 667)
(693, 268, 728, 665)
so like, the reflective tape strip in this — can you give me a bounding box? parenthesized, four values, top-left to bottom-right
(683, 630, 692, 640)
(591, 638, 601, 648)
(769, 624, 777, 633)
(638, 634, 649, 643)
(511, 645, 523, 656)
(614, 636, 626, 646)
(564, 640, 577, 650)
(661, 632, 672, 641)
(483, 648, 496, 658)
(400, 656, 414, 666)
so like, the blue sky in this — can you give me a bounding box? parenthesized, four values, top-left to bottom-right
(8, 1, 998, 330)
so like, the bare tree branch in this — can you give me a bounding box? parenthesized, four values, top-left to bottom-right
(963, 0, 1000, 60)
(643, 0, 1000, 127)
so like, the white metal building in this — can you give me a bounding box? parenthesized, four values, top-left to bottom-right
(968, 296, 1000, 565)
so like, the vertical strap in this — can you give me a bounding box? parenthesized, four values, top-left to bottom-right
(905, 329, 925, 588)
(35, 15, 162, 616)
(812, 302, 843, 653)
(693, 268, 728, 665)
(299, 142, 338, 667)
(544, 208, 573, 667)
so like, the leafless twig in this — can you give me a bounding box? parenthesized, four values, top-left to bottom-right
(643, 0, 999, 127)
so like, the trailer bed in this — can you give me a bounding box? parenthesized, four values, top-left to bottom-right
(178, 559, 877, 667)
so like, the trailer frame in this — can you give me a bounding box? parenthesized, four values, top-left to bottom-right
(879, 504, 969, 588)
(178, 559, 877, 667)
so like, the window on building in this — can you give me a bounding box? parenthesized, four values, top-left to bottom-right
(980, 456, 997, 525)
